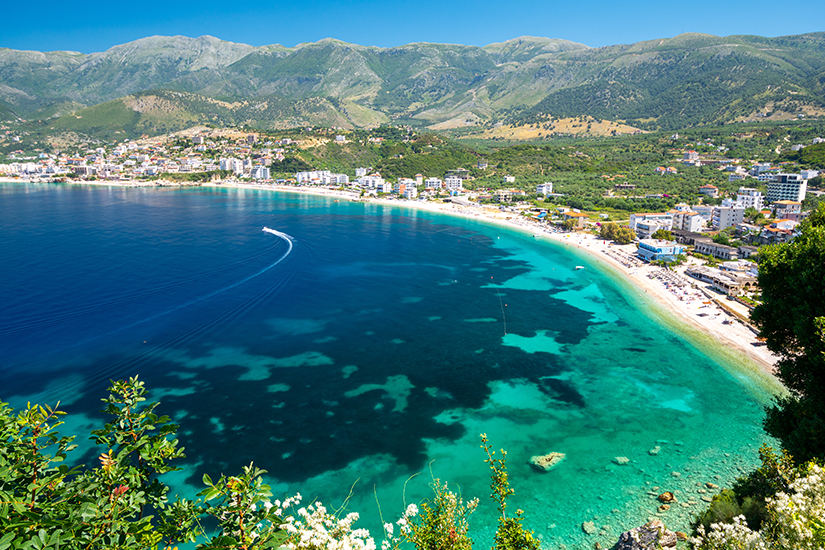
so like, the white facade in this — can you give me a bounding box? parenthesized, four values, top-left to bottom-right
(251, 166, 270, 180)
(537, 182, 553, 195)
(712, 205, 745, 230)
(766, 174, 807, 203)
(358, 174, 385, 189)
(425, 177, 442, 189)
(629, 213, 673, 231)
(736, 187, 764, 210)
(444, 176, 462, 191)
(634, 220, 671, 240)
(295, 170, 349, 185)
(355, 167, 368, 177)
(672, 211, 704, 232)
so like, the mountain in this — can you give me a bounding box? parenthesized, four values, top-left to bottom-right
(2, 32, 824, 138)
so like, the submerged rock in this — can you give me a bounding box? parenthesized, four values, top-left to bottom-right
(614, 456, 630, 465)
(582, 521, 597, 535)
(658, 492, 675, 503)
(649, 446, 661, 456)
(529, 452, 565, 472)
(615, 519, 678, 550)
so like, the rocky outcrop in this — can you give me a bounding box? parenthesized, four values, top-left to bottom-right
(614, 519, 678, 550)
(529, 452, 565, 471)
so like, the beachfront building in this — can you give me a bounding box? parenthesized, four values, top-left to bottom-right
(736, 187, 764, 210)
(424, 177, 442, 189)
(686, 266, 757, 296)
(251, 166, 270, 180)
(636, 239, 686, 263)
(766, 173, 807, 202)
(563, 211, 589, 229)
(295, 170, 349, 185)
(358, 173, 385, 189)
(629, 212, 673, 239)
(444, 176, 463, 192)
(712, 205, 745, 230)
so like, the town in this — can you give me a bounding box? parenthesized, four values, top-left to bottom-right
(1, 127, 822, 304)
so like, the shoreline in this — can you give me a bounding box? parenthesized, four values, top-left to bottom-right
(4, 178, 780, 383)
(214, 181, 781, 381)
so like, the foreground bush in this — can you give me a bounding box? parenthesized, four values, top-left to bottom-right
(691, 463, 825, 550)
(0, 378, 538, 550)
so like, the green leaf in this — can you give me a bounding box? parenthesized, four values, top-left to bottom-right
(202, 473, 213, 486)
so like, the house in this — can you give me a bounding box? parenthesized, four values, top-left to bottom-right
(636, 239, 685, 262)
(563, 211, 589, 228)
(503, 175, 515, 183)
(773, 200, 802, 220)
(537, 182, 553, 195)
(698, 184, 718, 198)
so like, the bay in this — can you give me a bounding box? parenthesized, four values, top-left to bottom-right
(0, 182, 778, 548)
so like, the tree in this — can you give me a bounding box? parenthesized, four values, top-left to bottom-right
(600, 222, 637, 245)
(561, 218, 577, 231)
(651, 228, 673, 241)
(751, 204, 825, 462)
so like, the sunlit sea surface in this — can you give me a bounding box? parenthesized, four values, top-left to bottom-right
(0, 182, 781, 548)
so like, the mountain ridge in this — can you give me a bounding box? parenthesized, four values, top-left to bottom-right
(2, 32, 824, 138)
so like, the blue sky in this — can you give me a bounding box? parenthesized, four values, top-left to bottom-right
(4, 0, 824, 53)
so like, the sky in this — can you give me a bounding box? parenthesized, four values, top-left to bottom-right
(3, 0, 824, 53)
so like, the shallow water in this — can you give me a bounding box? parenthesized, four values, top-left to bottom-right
(0, 182, 779, 548)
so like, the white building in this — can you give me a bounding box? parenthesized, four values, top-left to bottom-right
(629, 212, 673, 231)
(358, 174, 385, 189)
(671, 210, 704, 232)
(766, 174, 807, 203)
(251, 166, 270, 180)
(637, 239, 686, 262)
(220, 158, 244, 175)
(355, 167, 368, 177)
(634, 220, 672, 240)
(503, 175, 515, 183)
(712, 205, 745, 230)
(424, 177, 442, 189)
(444, 176, 463, 192)
(736, 187, 764, 210)
(295, 170, 349, 185)
(750, 163, 772, 176)
(537, 182, 553, 196)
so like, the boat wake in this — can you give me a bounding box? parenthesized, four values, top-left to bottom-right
(72, 227, 295, 346)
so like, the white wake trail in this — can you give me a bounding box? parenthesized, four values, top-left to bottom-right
(71, 228, 295, 345)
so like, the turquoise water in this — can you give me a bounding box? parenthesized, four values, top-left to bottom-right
(0, 182, 780, 548)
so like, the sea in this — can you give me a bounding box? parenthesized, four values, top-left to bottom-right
(0, 182, 781, 549)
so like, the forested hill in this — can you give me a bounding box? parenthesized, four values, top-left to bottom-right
(1, 32, 824, 137)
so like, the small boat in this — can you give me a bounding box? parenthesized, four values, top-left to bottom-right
(575, 266, 585, 270)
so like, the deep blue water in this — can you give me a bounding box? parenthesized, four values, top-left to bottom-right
(0, 182, 779, 548)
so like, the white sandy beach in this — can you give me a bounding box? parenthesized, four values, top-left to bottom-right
(9, 178, 779, 379)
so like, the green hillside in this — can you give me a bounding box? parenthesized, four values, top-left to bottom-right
(2, 32, 825, 138)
